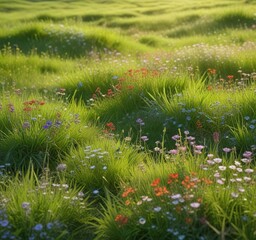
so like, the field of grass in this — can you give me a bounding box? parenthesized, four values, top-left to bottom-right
(0, 0, 256, 239)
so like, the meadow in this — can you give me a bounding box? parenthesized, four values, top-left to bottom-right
(0, 0, 256, 239)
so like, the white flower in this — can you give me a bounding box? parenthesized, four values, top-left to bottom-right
(139, 217, 146, 225)
(190, 202, 200, 208)
(229, 165, 236, 170)
(213, 158, 222, 164)
(56, 163, 67, 171)
(218, 166, 226, 171)
(245, 168, 254, 173)
(216, 179, 224, 185)
(154, 206, 162, 212)
(231, 192, 239, 198)
(93, 189, 99, 194)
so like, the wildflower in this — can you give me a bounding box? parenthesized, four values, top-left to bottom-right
(153, 206, 162, 212)
(231, 192, 239, 198)
(195, 145, 204, 150)
(218, 166, 227, 171)
(0, 220, 9, 227)
(241, 158, 252, 164)
(169, 149, 178, 155)
(213, 158, 222, 164)
(77, 191, 85, 198)
(243, 151, 252, 159)
(43, 120, 52, 129)
(243, 177, 251, 182)
(172, 134, 180, 141)
(154, 186, 169, 196)
(223, 147, 231, 153)
(229, 165, 236, 170)
(105, 122, 116, 131)
(216, 179, 225, 185)
(115, 214, 128, 226)
(22, 202, 30, 210)
(190, 202, 201, 208)
(141, 135, 149, 142)
(122, 187, 135, 197)
(56, 163, 67, 172)
(227, 75, 234, 80)
(33, 224, 43, 231)
(139, 217, 146, 225)
(171, 194, 182, 199)
(46, 222, 53, 230)
(136, 118, 145, 126)
(93, 189, 99, 195)
(245, 168, 254, 173)
(151, 178, 161, 187)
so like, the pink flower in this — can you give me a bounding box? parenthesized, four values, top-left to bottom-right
(223, 147, 231, 153)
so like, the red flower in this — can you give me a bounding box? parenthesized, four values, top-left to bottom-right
(151, 178, 161, 187)
(105, 122, 116, 131)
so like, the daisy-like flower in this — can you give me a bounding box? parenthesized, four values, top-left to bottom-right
(154, 206, 162, 212)
(223, 147, 231, 153)
(139, 217, 146, 225)
(213, 158, 222, 164)
(218, 166, 226, 171)
(190, 202, 200, 208)
(245, 168, 254, 173)
(241, 158, 251, 164)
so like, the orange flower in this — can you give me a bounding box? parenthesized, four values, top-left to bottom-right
(115, 214, 128, 226)
(167, 173, 179, 184)
(151, 178, 161, 187)
(154, 186, 169, 196)
(122, 187, 135, 198)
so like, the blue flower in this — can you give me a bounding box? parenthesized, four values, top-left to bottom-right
(43, 120, 52, 129)
(33, 223, 43, 231)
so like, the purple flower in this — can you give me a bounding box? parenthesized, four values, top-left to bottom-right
(243, 151, 252, 159)
(136, 118, 145, 126)
(195, 145, 204, 150)
(171, 135, 180, 141)
(22, 121, 30, 129)
(223, 147, 231, 153)
(169, 149, 178, 155)
(43, 120, 52, 129)
(141, 136, 149, 142)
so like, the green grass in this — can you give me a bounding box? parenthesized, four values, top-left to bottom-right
(0, 0, 255, 239)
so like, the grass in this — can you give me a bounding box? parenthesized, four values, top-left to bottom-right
(0, 0, 255, 239)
